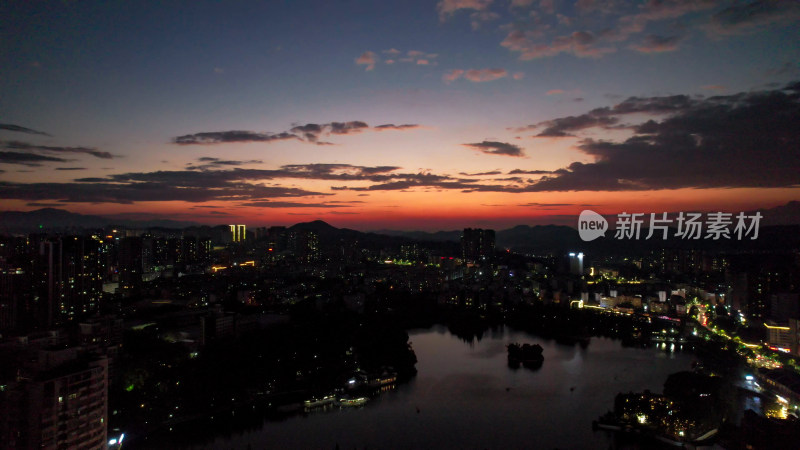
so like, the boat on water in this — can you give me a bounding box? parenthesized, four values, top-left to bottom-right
(338, 396, 368, 407)
(368, 370, 398, 387)
(304, 394, 336, 409)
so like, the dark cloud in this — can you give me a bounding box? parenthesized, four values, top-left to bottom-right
(463, 141, 525, 157)
(2, 141, 114, 159)
(172, 130, 298, 145)
(0, 163, 403, 204)
(289, 123, 324, 142)
(10, 82, 792, 204)
(330, 121, 369, 134)
(331, 82, 800, 194)
(709, 0, 800, 35)
(535, 114, 619, 137)
(355, 165, 402, 175)
(374, 124, 420, 130)
(55, 167, 87, 171)
(459, 170, 502, 176)
(331, 173, 523, 193)
(81, 164, 404, 189)
(0, 151, 69, 166)
(291, 121, 370, 143)
(290, 124, 323, 134)
(0, 179, 327, 204)
(610, 94, 695, 114)
(520, 94, 697, 136)
(238, 201, 346, 208)
(186, 157, 263, 170)
(508, 169, 553, 175)
(176, 121, 421, 146)
(520, 83, 800, 191)
(0, 124, 51, 136)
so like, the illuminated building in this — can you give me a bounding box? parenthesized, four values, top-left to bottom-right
(229, 224, 246, 243)
(59, 237, 103, 318)
(288, 230, 320, 263)
(765, 321, 792, 351)
(400, 244, 421, 261)
(197, 238, 212, 264)
(25, 237, 104, 328)
(568, 252, 584, 276)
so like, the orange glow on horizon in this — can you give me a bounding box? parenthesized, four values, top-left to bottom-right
(5, 186, 797, 231)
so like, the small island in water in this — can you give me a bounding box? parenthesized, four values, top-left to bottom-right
(507, 343, 544, 370)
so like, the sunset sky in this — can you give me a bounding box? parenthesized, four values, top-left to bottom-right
(1, 0, 799, 230)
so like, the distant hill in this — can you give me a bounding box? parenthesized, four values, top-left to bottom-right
(0, 208, 199, 233)
(289, 220, 344, 235)
(2, 205, 799, 254)
(289, 219, 461, 253)
(373, 225, 581, 249)
(496, 225, 582, 251)
(756, 200, 800, 226)
(373, 221, 800, 256)
(374, 229, 462, 242)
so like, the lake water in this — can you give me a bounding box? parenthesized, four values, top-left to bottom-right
(199, 325, 695, 449)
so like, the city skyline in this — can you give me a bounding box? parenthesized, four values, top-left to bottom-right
(1, 1, 799, 231)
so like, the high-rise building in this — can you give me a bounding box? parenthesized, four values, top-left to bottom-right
(461, 228, 495, 263)
(267, 226, 287, 252)
(32, 237, 61, 329)
(26, 237, 104, 329)
(568, 252, 584, 276)
(167, 237, 182, 265)
(0, 267, 27, 334)
(60, 237, 103, 319)
(288, 230, 320, 263)
(229, 225, 246, 243)
(0, 347, 108, 449)
(771, 293, 800, 322)
(197, 238, 212, 264)
(182, 236, 198, 265)
(152, 237, 168, 267)
(118, 237, 143, 295)
(79, 315, 123, 387)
